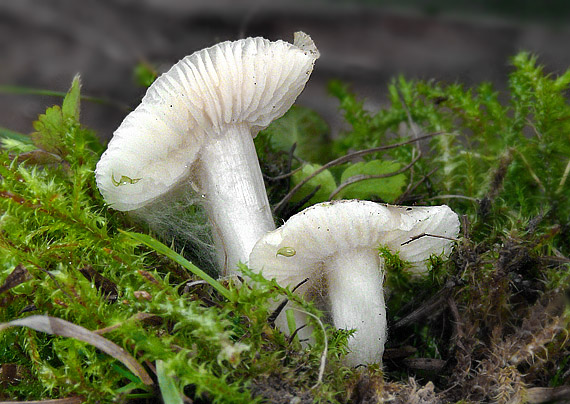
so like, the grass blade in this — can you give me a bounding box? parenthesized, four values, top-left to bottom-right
(0, 85, 130, 111)
(156, 360, 184, 404)
(0, 126, 32, 143)
(120, 230, 234, 302)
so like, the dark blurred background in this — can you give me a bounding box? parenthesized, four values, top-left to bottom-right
(1, 0, 570, 141)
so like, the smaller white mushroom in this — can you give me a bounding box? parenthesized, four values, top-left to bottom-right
(249, 200, 460, 367)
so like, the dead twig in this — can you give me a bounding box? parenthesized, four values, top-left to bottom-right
(263, 166, 303, 181)
(401, 233, 459, 246)
(427, 194, 478, 202)
(396, 167, 438, 204)
(272, 132, 444, 214)
(328, 152, 422, 200)
(392, 281, 457, 330)
(513, 148, 545, 192)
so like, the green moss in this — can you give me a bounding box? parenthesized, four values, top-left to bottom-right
(1, 53, 569, 403)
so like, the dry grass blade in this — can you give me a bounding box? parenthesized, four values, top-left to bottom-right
(0, 315, 153, 385)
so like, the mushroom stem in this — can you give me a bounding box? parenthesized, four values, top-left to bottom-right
(326, 249, 386, 366)
(196, 123, 275, 275)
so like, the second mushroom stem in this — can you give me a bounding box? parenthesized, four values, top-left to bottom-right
(326, 249, 387, 366)
(196, 124, 276, 276)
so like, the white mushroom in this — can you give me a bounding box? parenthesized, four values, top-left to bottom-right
(95, 32, 319, 275)
(249, 200, 460, 366)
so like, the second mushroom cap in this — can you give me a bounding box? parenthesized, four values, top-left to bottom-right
(249, 200, 460, 366)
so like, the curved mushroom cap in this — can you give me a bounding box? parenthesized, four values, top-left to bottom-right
(249, 200, 460, 287)
(95, 32, 319, 211)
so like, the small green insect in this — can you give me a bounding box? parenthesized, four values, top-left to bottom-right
(111, 173, 141, 187)
(276, 246, 296, 257)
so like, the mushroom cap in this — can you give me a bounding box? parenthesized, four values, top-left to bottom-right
(249, 200, 460, 288)
(95, 32, 319, 211)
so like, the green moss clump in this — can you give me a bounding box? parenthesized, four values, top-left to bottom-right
(0, 77, 351, 403)
(1, 52, 569, 403)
